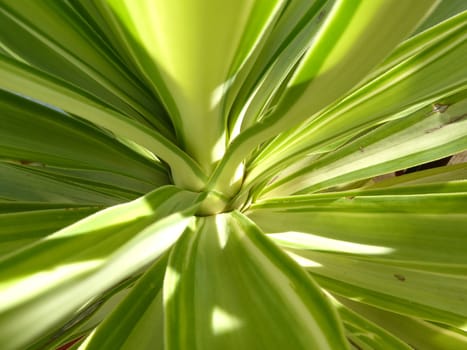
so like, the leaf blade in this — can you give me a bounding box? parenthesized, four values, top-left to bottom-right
(0, 186, 201, 350)
(164, 211, 348, 350)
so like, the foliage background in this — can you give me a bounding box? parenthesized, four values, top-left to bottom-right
(0, 0, 466, 349)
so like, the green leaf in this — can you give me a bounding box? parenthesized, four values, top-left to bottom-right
(0, 201, 98, 214)
(0, 89, 169, 189)
(64, 270, 165, 350)
(228, 0, 331, 132)
(0, 0, 172, 134)
(0, 186, 200, 350)
(250, 183, 467, 326)
(79, 254, 168, 350)
(208, 0, 439, 197)
(28, 166, 161, 199)
(164, 211, 348, 350)
(32, 277, 136, 350)
(293, 250, 467, 330)
(249, 182, 467, 269)
(0, 54, 207, 190)
(365, 10, 467, 85)
(262, 94, 467, 196)
(364, 162, 467, 188)
(0, 206, 100, 257)
(244, 11, 467, 193)
(91, 0, 284, 172)
(329, 295, 412, 350)
(278, 0, 439, 121)
(415, 0, 467, 34)
(0, 162, 124, 205)
(341, 297, 467, 350)
(1, 1, 466, 349)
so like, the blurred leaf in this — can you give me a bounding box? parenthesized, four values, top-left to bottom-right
(0, 162, 125, 205)
(0, 206, 100, 257)
(365, 162, 467, 188)
(79, 254, 168, 350)
(329, 295, 412, 350)
(0, 0, 172, 134)
(0, 89, 169, 189)
(341, 297, 467, 350)
(0, 186, 201, 350)
(0, 54, 206, 190)
(415, 0, 467, 34)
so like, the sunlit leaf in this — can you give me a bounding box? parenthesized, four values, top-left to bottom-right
(0, 1, 465, 349)
(164, 211, 348, 350)
(0, 186, 200, 350)
(79, 254, 168, 350)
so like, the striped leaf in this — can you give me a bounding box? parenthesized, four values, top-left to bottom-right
(0, 89, 169, 192)
(207, 0, 440, 197)
(262, 93, 467, 197)
(248, 185, 467, 328)
(341, 297, 467, 350)
(329, 295, 412, 350)
(0, 54, 206, 190)
(0, 205, 100, 257)
(0, 186, 200, 350)
(79, 254, 168, 350)
(242, 12, 467, 196)
(0, 0, 172, 134)
(92, 0, 284, 173)
(249, 181, 467, 269)
(0, 1, 465, 349)
(164, 211, 348, 350)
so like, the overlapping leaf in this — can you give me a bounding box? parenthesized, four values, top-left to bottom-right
(0, 186, 201, 350)
(0, 54, 206, 190)
(248, 183, 467, 328)
(0, 0, 172, 133)
(0, 1, 465, 349)
(208, 0, 440, 197)
(262, 94, 467, 197)
(164, 211, 348, 350)
(79, 254, 168, 350)
(0, 205, 100, 257)
(89, 0, 284, 173)
(242, 12, 467, 197)
(329, 295, 412, 350)
(340, 297, 467, 350)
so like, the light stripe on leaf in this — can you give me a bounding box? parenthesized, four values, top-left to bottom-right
(0, 89, 169, 187)
(208, 0, 439, 197)
(164, 211, 348, 350)
(249, 183, 467, 269)
(0, 186, 200, 350)
(0, 54, 207, 191)
(292, 250, 467, 330)
(79, 254, 168, 350)
(0, 0, 171, 134)
(0, 206, 100, 257)
(243, 11, 467, 194)
(262, 94, 467, 197)
(329, 294, 412, 350)
(340, 297, 467, 350)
